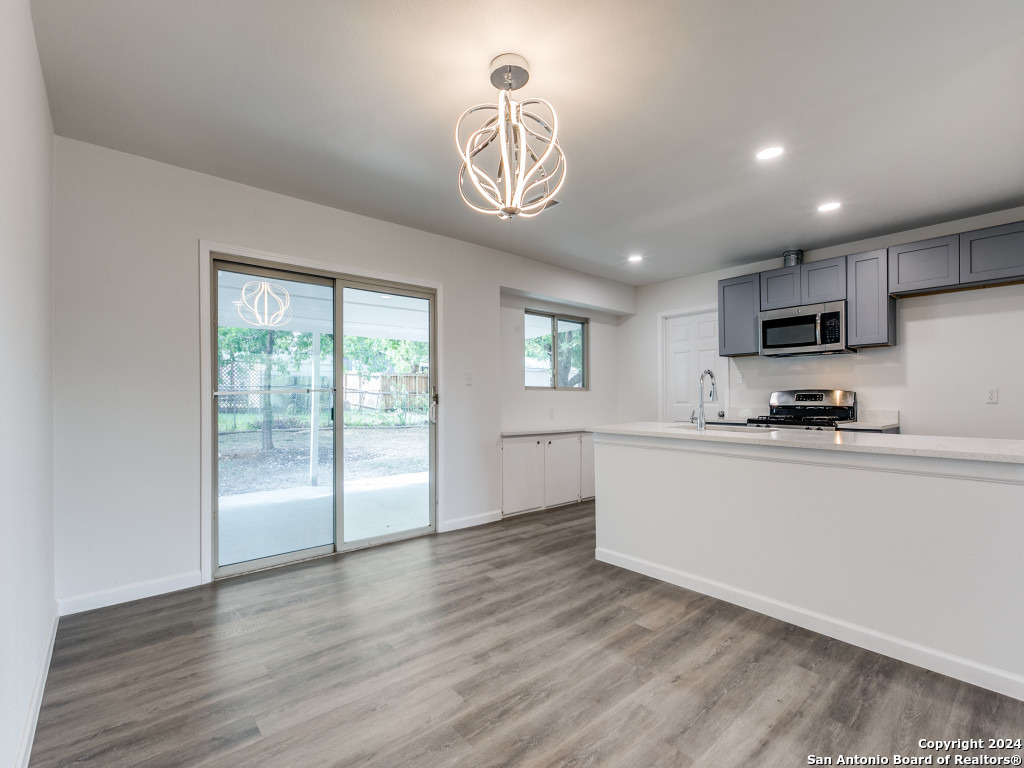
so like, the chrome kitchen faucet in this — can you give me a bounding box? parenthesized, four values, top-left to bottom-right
(697, 369, 716, 431)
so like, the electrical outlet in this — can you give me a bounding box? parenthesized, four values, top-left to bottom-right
(548, 408, 555, 419)
(985, 387, 999, 404)
(464, 372, 472, 386)
(736, 371, 744, 385)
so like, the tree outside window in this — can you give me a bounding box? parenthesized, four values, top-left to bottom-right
(524, 310, 587, 389)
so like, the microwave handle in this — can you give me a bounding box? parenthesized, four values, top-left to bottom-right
(815, 314, 822, 346)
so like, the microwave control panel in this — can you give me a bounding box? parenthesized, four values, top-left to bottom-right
(821, 312, 842, 344)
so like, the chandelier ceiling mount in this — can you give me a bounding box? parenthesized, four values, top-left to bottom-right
(456, 53, 566, 220)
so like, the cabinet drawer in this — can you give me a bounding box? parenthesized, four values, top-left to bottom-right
(888, 235, 959, 294)
(960, 221, 1024, 285)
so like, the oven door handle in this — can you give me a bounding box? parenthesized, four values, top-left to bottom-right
(815, 314, 822, 346)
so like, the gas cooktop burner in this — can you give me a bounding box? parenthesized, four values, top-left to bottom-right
(747, 389, 857, 431)
(748, 414, 845, 430)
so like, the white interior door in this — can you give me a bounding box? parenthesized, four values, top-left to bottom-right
(663, 310, 728, 422)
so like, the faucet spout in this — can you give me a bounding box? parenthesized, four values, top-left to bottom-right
(697, 369, 717, 431)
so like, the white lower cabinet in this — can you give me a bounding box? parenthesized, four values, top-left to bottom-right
(500, 436, 546, 514)
(501, 432, 595, 516)
(543, 434, 582, 508)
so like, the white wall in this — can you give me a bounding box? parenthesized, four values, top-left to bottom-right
(0, 2, 56, 766)
(619, 205, 1024, 438)
(500, 293, 620, 433)
(52, 137, 634, 612)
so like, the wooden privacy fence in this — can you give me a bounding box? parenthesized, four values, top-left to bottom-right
(342, 372, 429, 412)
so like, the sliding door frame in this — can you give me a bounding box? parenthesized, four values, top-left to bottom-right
(210, 259, 338, 578)
(200, 242, 439, 582)
(335, 276, 437, 554)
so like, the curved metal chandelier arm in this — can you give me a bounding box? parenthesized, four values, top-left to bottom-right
(515, 100, 560, 192)
(524, 153, 565, 204)
(455, 57, 565, 219)
(462, 134, 504, 207)
(453, 103, 495, 152)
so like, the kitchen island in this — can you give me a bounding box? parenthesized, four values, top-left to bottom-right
(591, 422, 1024, 700)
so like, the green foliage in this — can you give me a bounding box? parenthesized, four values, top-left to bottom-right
(218, 328, 427, 379)
(217, 327, 334, 384)
(557, 324, 585, 387)
(344, 336, 428, 374)
(524, 332, 552, 362)
(523, 318, 584, 387)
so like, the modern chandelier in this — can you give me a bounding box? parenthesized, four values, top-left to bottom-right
(235, 281, 292, 328)
(456, 54, 566, 219)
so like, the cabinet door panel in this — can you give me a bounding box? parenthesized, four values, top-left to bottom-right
(760, 266, 801, 310)
(960, 221, 1024, 285)
(718, 273, 759, 356)
(801, 255, 846, 304)
(501, 437, 544, 514)
(847, 249, 895, 347)
(888, 235, 959, 293)
(544, 435, 582, 507)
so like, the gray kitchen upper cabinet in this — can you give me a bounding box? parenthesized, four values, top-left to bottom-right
(959, 220, 1024, 286)
(846, 249, 896, 347)
(800, 255, 847, 304)
(759, 265, 801, 310)
(718, 273, 759, 356)
(887, 235, 959, 294)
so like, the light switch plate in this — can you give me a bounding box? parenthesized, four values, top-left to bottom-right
(985, 387, 999, 404)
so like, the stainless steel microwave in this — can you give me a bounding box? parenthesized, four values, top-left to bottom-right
(759, 301, 853, 356)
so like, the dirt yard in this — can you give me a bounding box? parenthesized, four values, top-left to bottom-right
(217, 425, 429, 495)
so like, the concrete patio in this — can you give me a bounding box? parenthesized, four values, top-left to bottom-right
(217, 471, 430, 566)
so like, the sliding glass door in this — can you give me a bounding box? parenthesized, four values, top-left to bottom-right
(340, 285, 434, 549)
(212, 259, 435, 576)
(214, 263, 336, 574)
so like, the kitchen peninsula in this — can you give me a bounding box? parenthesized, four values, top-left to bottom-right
(591, 423, 1024, 701)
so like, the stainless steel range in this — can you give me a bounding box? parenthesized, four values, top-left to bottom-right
(747, 389, 856, 431)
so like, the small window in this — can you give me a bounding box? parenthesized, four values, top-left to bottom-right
(524, 310, 587, 389)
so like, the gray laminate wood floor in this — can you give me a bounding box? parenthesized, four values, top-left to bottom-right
(30, 503, 1024, 767)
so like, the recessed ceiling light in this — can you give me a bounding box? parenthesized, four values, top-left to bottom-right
(756, 146, 784, 160)
(628, 254, 643, 263)
(817, 201, 841, 212)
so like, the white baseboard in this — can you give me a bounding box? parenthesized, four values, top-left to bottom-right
(437, 509, 501, 533)
(58, 570, 203, 616)
(595, 547, 1024, 702)
(16, 600, 58, 768)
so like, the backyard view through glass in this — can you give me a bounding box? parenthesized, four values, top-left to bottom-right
(524, 311, 586, 388)
(342, 288, 432, 544)
(557, 318, 585, 387)
(216, 268, 335, 567)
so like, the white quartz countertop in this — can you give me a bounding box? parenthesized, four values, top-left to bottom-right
(501, 426, 589, 438)
(589, 421, 1024, 464)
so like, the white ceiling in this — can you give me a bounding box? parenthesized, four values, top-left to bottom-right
(31, 0, 1024, 286)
